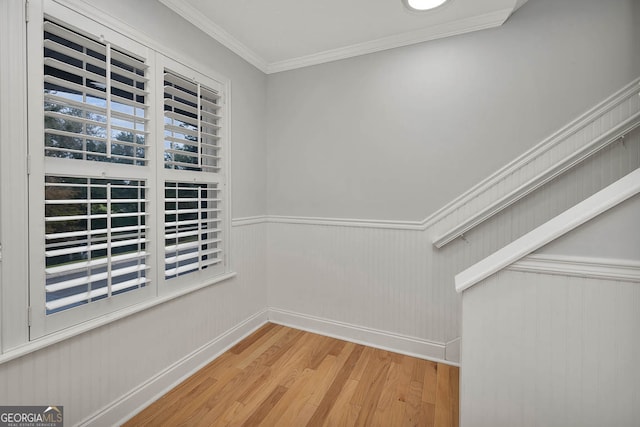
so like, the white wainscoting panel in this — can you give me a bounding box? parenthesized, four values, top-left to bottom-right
(267, 222, 448, 341)
(461, 269, 640, 427)
(0, 221, 267, 427)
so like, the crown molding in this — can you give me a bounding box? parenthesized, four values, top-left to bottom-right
(157, 1, 515, 74)
(267, 8, 512, 73)
(158, 0, 269, 73)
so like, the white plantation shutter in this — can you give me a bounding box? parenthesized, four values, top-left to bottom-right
(163, 71, 222, 172)
(160, 63, 227, 287)
(44, 177, 149, 313)
(44, 20, 149, 165)
(164, 182, 222, 279)
(30, 16, 154, 337)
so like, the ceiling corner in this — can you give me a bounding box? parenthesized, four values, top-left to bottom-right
(157, 0, 269, 73)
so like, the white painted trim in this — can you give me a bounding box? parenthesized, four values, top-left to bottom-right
(455, 168, 640, 293)
(0, 272, 237, 365)
(157, 0, 269, 73)
(1, 0, 30, 351)
(425, 77, 640, 231)
(509, 254, 640, 282)
(267, 307, 459, 367)
(80, 309, 269, 427)
(157, 2, 514, 74)
(248, 77, 639, 232)
(231, 215, 269, 227)
(433, 111, 640, 247)
(445, 337, 461, 363)
(266, 9, 512, 73)
(267, 215, 424, 230)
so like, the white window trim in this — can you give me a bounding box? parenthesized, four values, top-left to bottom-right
(0, 0, 234, 360)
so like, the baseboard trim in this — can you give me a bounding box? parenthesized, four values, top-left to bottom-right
(268, 307, 459, 367)
(80, 309, 269, 427)
(445, 337, 461, 363)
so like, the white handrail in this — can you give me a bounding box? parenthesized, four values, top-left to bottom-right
(434, 112, 640, 248)
(429, 77, 640, 247)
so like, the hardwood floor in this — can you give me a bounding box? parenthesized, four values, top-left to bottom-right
(123, 323, 459, 426)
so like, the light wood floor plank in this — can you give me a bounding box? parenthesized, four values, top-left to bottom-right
(422, 359, 439, 404)
(123, 324, 459, 427)
(434, 363, 460, 427)
(306, 343, 364, 426)
(320, 378, 360, 427)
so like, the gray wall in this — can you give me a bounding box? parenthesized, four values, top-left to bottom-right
(266, 0, 640, 221)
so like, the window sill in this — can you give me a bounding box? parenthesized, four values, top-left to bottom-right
(0, 271, 237, 365)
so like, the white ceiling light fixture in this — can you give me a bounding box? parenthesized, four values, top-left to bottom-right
(403, 0, 449, 12)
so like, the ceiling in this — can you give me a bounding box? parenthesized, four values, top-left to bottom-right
(158, 0, 528, 74)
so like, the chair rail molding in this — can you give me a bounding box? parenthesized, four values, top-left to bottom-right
(240, 77, 640, 236)
(232, 216, 269, 227)
(509, 254, 640, 283)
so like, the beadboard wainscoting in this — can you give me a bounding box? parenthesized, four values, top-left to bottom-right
(461, 268, 640, 427)
(0, 221, 267, 427)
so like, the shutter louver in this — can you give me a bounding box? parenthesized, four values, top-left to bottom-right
(164, 181, 222, 279)
(44, 176, 149, 314)
(163, 71, 221, 172)
(44, 20, 149, 165)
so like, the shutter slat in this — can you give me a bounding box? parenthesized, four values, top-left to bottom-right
(45, 251, 147, 275)
(44, 21, 147, 72)
(45, 277, 148, 311)
(46, 263, 148, 292)
(46, 224, 148, 240)
(45, 236, 146, 257)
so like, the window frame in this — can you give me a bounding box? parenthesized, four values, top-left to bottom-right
(24, 0, 232, 341)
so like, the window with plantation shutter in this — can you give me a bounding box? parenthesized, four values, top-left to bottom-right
(161, 63, 226, 286)
(30, 15, 155, 337)
(27, 2, 231, 340)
